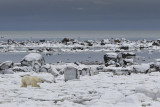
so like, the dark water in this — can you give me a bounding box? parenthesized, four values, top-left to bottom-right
(0, 50, 160, 64)
(0, 52, 105, 63)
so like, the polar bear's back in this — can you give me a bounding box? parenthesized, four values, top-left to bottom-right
(22, 76, 42, 85)
(22, 76, 32, 85)
(21, 76, 44, 87)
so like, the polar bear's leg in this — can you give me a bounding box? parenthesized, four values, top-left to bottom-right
(31, 80, 40, 87)
(21, 81, 27, 87)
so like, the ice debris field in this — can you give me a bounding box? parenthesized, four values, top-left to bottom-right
(1, 38, 160, 107)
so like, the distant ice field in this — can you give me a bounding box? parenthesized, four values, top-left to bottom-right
(0, 30, 160, 41)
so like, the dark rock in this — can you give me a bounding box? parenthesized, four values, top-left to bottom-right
(46, 48, 54, 52)
(8, 39, 15, 45)
(104, 53, 120, 67)
(96, 66, 104, 72)
(100, 42, 105, 45)
(115, 50, 120, 52)
(0, 61, 13, 70)
(74, 62, 80, 66)
(39, 39, 45, 42)
(61, 38, 70, 43)
(121, 52, 136, 59)
(140, 45, 145, 49)
(88, 42, 93, 46)
(28, 48, 34, 51)
(120, 46, 129, 50)
(19, 42, 25, 45)
(46, 53, 53, 56)
(37, 49, 44, 52)
(80, 43, 85, 45)
(150, 63, 155, 69)
(152, 42, 160, 46)
(114, 39, 121, 43)
(123, 59, 134, 65)
(73, 47, 84, 50)
(155, 62, 160, 71)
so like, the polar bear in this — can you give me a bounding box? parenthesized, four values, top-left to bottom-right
(21, 76, 44, 87)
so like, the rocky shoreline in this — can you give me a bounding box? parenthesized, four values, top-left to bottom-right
(0, 38, 160, 53)
(1, 38, 160, 76)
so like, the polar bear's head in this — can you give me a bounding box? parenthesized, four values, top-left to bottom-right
(37, 78, 44, 83)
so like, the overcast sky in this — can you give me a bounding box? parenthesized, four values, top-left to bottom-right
(0, 0, 160, 30)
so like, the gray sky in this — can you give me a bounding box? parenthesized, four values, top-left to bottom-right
(0, 0, 160, 30)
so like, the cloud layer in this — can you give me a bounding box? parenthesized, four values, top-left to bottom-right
(0, 0, 160, 30)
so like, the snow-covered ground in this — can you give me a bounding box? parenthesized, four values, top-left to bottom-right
(1, 38, 160, 107)
(1, 72, 160, 107)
